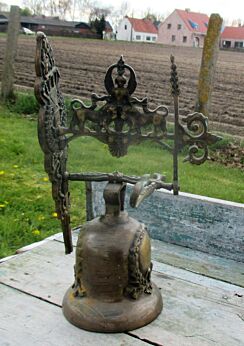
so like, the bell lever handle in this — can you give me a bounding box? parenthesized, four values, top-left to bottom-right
(66, 171, 173, 209)
(67, 171, 142, 184)
(130, 173, 173, 208)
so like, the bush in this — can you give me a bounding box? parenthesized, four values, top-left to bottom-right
(6, 92, 39, 115)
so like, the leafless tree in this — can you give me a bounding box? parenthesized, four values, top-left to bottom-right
(71, 0, 95, 21)
(71, 0, 110, 22)
(44, 0, 72, 18)
(143, 8, 165, 23)
(110, 1, 130, 31)
(89, 6, 110, 22)
(23, 0, 44, 15)
(0, 1, 8, 12)
(57, 0, 72, 19)
(23, 0, 73, 19)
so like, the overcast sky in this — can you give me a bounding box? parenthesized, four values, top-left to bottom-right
(5, 0, 244, 23)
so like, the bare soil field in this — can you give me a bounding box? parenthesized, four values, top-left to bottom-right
(0, 35, 243, 137)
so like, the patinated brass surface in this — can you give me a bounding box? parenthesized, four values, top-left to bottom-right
(34, 32, 220, 332)
(63, 182, 162, 332)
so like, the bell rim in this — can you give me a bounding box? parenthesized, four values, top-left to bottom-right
(62, 282, 163, 333)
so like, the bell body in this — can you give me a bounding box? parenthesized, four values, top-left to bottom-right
(62, 211, 162, 332)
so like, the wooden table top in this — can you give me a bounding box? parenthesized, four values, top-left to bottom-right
(1, 231, 244, 346)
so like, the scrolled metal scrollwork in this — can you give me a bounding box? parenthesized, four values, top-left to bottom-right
(178, 112, 220, 164)
(181, 112, 208, 139)
(170, 55, 221, 167)
(183, 141, 209, 165)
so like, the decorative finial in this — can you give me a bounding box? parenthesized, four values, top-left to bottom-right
(170, 55, 180, 96)
(117, 55, 125, 76)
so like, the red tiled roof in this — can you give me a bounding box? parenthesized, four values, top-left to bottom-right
(221, 26, 244, 40)
(127, 17, 158, 34)
(176, 9, 209, 33)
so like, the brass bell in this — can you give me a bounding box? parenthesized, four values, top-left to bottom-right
(63, 182, 163, 332)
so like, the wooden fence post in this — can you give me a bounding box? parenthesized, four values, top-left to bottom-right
(1, 5, 20, 101)
(195, 14, 223, 116)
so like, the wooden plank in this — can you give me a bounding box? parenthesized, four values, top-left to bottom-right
(0, 284, 145, 346)
(0, 241, 74, 305)
(54, 231, 244, 287)
(151, 238, 244, 287)
(152, 261, 244, 295)
(1, 240, 244, 345)
(132, 270, 244, 346)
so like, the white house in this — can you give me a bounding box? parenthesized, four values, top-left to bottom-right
(117, 16, 158, 43)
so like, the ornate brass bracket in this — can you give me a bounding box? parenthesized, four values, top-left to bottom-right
(35, 32, 220, 254)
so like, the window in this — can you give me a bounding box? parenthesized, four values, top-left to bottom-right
(146, 36, 151, 41)
(171, 35, 175, 42)
(234, 41, 243, 48)
(183, 36, 187, 43)
(177, 24, 182, 30)
(136, 35, 141, 40)
(167, 23, 171, 29)
(223, 40, 231, 48)
(124, 25, 127, 30)
(188, 20, 198, 29)
(152, 37, 156, 41)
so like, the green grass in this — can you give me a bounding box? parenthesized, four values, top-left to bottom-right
(0, 101, 243, 259)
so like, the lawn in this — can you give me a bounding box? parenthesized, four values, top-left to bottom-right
(0, 100, 243, 258)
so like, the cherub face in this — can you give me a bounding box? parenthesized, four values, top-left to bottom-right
(115, 75, 126, 87)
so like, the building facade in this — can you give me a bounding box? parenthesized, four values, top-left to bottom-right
(103, 21, 113, 40)
(220, 26, 244, 49)
(157, 9, 209, 47)
(0, 13, 95, 38)
(117, 16, 157, 43)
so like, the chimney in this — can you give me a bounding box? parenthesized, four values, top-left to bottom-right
(185, 8, 190, 13)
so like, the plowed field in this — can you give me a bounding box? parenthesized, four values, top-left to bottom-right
(0, 35, 243, 136)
